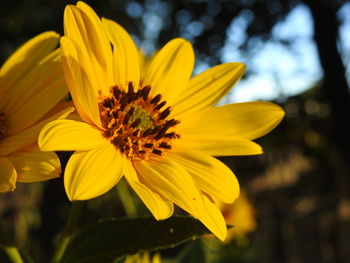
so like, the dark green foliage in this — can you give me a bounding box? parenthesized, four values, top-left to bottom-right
(60, 216, 210, 263)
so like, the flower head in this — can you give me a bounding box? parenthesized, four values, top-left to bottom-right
(0, 32, 72, 193)
(39, 1, 284, 240)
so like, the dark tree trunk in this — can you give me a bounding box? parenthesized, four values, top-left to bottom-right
(302, 1, 350, 262)
(303, 0, 350, 161)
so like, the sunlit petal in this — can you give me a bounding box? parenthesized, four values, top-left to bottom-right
(174, 135, 263, 156)
(39, 119, 107, 152)
(172, 63, 245, 118)
(179, 101, 285, 140)
(143, 38, 194, 105)
(64, 3, 113, 92)
(64, 144, 124, 200)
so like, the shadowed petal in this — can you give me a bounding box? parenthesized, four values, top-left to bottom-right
(0, 106, 74, 156)
(0, 31, 59, 104)
(102, 18, 140, 90)
(198, 195, 227, 241)
(134, 158, 204, 218)
(4, 49, 68, 135)
(61, 37, 102, 127)
(168, 150, 239, 203)
(124, 160, 173, 220)
(0, 157, 17, 193)
(8, 146, 60, 183)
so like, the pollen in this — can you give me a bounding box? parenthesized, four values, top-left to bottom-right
(99, 83, 180, 160)
(0, 113, 5, 140)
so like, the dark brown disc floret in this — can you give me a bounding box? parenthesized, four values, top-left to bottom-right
(98, 82, 180, 160)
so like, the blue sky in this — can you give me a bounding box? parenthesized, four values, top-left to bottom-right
(339, 2, 350, 83)
(127, 1, 349, 104)
(220, 4, 323, 103)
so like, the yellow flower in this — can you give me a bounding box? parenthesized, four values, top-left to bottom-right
(0, 32, 72, 193)
(39, 1, 284, 240)
(220, 190, 257, 242)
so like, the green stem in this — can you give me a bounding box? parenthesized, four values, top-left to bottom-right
(0, 220, 24, 263)
(51, 201, 83, 263)
(117, 178, 137, 217)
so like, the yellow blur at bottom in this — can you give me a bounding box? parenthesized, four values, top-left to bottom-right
(124, 252, 161, 263)
(219, 190, 257, 243)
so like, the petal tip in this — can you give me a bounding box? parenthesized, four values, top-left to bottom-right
(64, 4, 76, 14)
(267, 103, 286, 125)
(41, 31, 60, 41)
(217, 228, 228, 242)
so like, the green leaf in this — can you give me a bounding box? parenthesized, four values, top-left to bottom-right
(61, 216, 211, 263)
(0, 223, 31, 263)
(175, 239, 206, 263)
(0, 247, 32, 263)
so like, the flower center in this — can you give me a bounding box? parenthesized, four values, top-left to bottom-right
(0, 113, 5, 140)
(99, 83, 180, 160)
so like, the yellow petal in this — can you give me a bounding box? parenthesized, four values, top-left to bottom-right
(76, 1, 113, 77)
(0, 106, 74, 156)
(4, 49, 68, 135)
(39, 119, 107, 152)
(64, 3, 113, 93)
(198, 195, 227, 241)
(64, 144, 124, 200)
(174, 135, 262, 156)
(222, 190, 257, 240)
(133, 158, 204, 218)
(169, 150, 239, 203)
(179, 101, 285, 140)
(0, 157, 17, 193)
(143, 38, 194, 105)
(123, 160, 173, 220)
(172, 63, 245, 118)
(0, 31, 59, 101)
(102, 18, 140, 90)
(7, 146, 60, 183)
(138, 49, 153, 81)
(60, 37, 101, 127)
(40, 101, 75, 120)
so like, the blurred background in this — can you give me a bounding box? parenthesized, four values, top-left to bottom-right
(1, 0, 350, 262)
